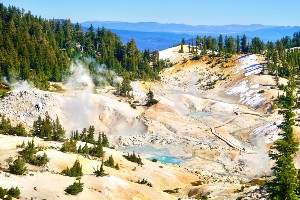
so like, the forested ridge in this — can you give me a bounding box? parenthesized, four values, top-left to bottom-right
(0, 4, 165, 90)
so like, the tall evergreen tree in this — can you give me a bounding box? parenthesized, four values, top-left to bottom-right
(119, 76, 133, 97)
(269, 64, 299, 199)
(52, 116, 65, 141)
(241, 34, 248, 54)
(236, 35, 240, 54)
(218, 34, 223, 55)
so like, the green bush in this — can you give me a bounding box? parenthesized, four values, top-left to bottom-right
(104, 155, 119, 169)
(22, 140, 37, 162)
(123, 152, 143, 165)
(7, 187, 21, 198)
(145, 90, 158, 107)
(30, 153, 49, 166)
(163, 189, 178, 194)
(0, 186, 21, 199)
(93, 162, 107, 177)
(191, 180, 204, 186)
(89, 143, 105, 157)
(0, 116, 27, 136)
(8, 123, 28, 136)
(136, 178, 152, 187)
(257, 90, 265, 94)
(130, 104, 137, 109)
(9, 157, 27, 175)
(60, 139, 77, 153)
(115, 163, 120, 170)
(65, 181, 83, 195)
(21, 140, 49, 166)
(62, 159, 83, 177)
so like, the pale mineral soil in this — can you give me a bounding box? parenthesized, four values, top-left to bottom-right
(0, 45, 298, 200)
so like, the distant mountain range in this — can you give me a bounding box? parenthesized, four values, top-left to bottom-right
(81, 21, 300, 51)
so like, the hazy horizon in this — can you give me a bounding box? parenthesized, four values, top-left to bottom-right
(1, 0, 300, 26)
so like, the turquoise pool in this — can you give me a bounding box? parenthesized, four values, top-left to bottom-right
(147, 155, 182, 165)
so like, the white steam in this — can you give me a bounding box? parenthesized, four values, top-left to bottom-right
(62, 61, 99, 133)
(61, 61, 146, 136)
(242, 122, 280, 177)
(65, 62, 94, 92)
(11, 80, 33, 93)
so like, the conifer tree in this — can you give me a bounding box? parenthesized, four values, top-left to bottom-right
(236, 35, 240, 54)
(93, 162, 107, 177)
(119, 76, 133, 97)
(65, 180, 83, 195)
(145, 89, 158, 107)
(41, 112, 53, 139)
(100, 133, 109, 147)
(9, 157, 27, 175)
(32, 116, 43, 137)
(62, 159, 83, 177)
(86, 125, 95, 144)
(241, 34, 248, 54)
(52, 116, 65, 141)
(218, 34, 223, 55)
(269, 64, 299, 199)
(104, 155, 115, 168)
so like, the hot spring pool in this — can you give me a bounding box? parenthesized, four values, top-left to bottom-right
(121, 145, 183, 165)
(147, 155, 182, 165)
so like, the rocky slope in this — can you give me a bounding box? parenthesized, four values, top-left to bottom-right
(0, 45, 296, 199)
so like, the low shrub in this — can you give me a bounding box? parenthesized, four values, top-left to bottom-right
(65, 181, 83, 195)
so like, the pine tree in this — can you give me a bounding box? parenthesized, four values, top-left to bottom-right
(218, 34, 223, 55)
(21, 139, 37, 162)
(61, 138, 77, 153)
(145, 89, 158, 107)
(65, 180, 83, 195)
(80, 128, 87, 142)
(101, 133, 109, 147)
(9, 157, 27, 175)
(119, 76, 133, 97)
(179, 41, 184, 53)
(41, 112, 53, 139)
(52, 116, 65, 141)
(236, 35, 240, 54)
(90, 142, 105, 158)
(241, 34, 248, 54)
(104, 155, 115, 168)
(269, 67, 299, 199)
(86, 125, 95, 144)
(0, 115, 12, 134)
(62, 159, 83, 177)
(93, 162, 107, 177)
(225, 36, 235, 55)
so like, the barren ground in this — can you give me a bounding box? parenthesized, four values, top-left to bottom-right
(0, 45, 297, 199)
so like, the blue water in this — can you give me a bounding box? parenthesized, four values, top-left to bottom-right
(121, 145, 183, 165)
(147, 155, 182, 165)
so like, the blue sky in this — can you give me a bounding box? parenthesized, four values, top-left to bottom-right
(1, 0, 299, 26)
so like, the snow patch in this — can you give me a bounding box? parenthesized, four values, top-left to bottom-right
(226, 80, 265, 107)
(235, 54, 263, 76)
(226, 80, 249, 94)
(159, 47, 178, 60)
(251, 122, 282, 143)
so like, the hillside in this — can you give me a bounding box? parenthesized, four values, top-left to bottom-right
(0, 4, 163, 90)
(1, 44, 298, 199)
